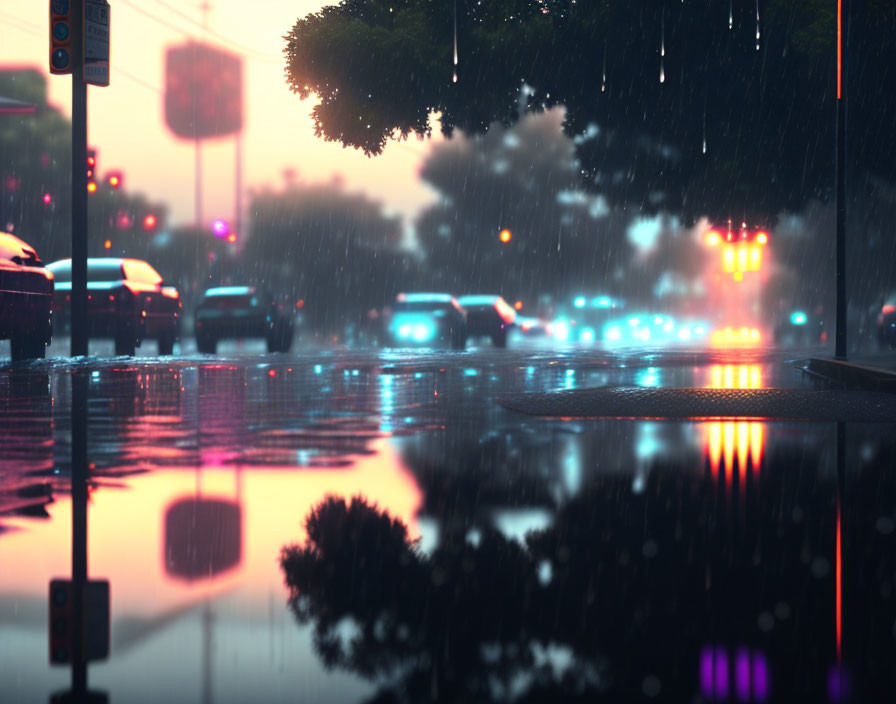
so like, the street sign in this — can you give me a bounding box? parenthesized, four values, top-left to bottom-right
(83, 0, 109, 87)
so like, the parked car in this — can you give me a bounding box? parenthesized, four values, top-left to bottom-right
(878, 296, 896, 349)
(384, 293, 467, 349)
(194, 286, 294, 354)
(0, 232, 53, 360)
(457, 295, 517, 348)
(47, 258, 181, 356)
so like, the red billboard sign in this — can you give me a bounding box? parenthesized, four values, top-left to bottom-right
(164, 41, 243, 140)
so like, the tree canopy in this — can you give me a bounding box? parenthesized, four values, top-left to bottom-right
(285, 0, 896, 222)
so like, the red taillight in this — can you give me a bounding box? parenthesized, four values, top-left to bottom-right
(883, 304, 896, 315)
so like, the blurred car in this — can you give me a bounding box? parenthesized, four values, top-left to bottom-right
(514, 315, 552, 338)
(878, 296, 896, 349)
(773, 308, 826, 347)
(195, 286, 294, 354)
(456, 295, 516, 348)
(384, 293, 467, 349)
(48, 257, 181, 356)
(0, 232, 53, 360)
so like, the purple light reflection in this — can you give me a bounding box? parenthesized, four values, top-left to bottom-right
(714, 648, 730, 700)
(752, 652, 770, 701)
(827, 665, 850, 702)
(700, 648, 714, 699)
(735, 648, 751, 701)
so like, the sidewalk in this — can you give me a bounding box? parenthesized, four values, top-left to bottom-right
(800, 356, 896, 393)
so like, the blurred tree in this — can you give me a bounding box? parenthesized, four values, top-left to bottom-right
(245, 182, 418, 332)
(415, 109, 633, 300)
(284, 0, 896, 224)
(0, 69, 71, 261)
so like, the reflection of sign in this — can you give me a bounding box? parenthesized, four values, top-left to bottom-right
(165, 42, 243, 139)
(48, 578, 110, 664)
(164, 498, 242, 580)
(83, 0, 109, 87)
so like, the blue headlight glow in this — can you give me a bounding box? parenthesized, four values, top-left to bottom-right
(790, 311, 808, 326)
(392, 313, 438, 343)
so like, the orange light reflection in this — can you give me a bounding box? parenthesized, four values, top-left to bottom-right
(702, 365, 766, 480)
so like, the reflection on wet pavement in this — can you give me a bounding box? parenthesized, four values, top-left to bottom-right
(1, 349, 894, 702)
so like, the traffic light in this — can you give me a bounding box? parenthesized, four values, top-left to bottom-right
(142, 214, 157, 231)
(49, 0, 74, 75)
(105, 171, 122, 189)
(86, 150, 96, 180)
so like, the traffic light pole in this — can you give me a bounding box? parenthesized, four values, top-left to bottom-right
(71, 0, 88, 358)
(834, 0, 848, 360)
(70, 1, 89, 693)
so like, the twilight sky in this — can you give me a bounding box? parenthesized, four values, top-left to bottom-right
(0, 0, 442, 232)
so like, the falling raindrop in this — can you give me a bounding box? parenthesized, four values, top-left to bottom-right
(661, 12, 665, 57)
(755, 0, 760, 50)
(452, 0, 459, 82)
(728, 0, 733, 29)
(659, 9, 665, 83)
(601, 41, 607, 92)
(702, 98, 707, 153)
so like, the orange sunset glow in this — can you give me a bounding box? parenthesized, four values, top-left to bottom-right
(0, 1, 440, 227)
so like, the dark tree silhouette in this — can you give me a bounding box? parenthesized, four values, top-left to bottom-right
(245, 182, 419, 333)
(284, 1, 896, 223)
(281, 439, 896, 703)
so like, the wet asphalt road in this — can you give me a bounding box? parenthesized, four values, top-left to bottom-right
(1, 343, 895, 703)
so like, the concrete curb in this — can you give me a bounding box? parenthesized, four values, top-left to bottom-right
(801, 357, 896, 393)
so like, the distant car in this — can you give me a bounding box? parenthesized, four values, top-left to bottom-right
(515, 315, 552, 338)
(878, 296, 896, 349)
(773, 308, 826, 347)
(384, 293, 467, 349)
(456, 295, 516, 348)
(0, 232, 53, 360)
(47, 258, 181, 356)
(194, 286, 294, 354)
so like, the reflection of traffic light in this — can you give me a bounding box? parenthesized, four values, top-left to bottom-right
(106, 171, 122, 189)
(49, 0, 73, 75)
(49, 580, 72, 664)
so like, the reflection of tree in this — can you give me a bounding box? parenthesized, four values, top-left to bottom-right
(282, 440, 896, 702)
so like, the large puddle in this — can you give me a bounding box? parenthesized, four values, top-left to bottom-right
(1, 350, 894, 702)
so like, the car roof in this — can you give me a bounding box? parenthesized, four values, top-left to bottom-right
(457, 294, 502, 306)
(204, 286, 256, 297)
(0, 232, 40, 261)
(397, 292, 456, 304)
(48, 257, 127, 269)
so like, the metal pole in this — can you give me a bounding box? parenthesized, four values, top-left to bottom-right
(71, 0, 88, 358)
(835, 0, 848, 359)
(235, 131, 242, 244)
(71, 369, 89, 693)
(195, 137, 203, 228)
